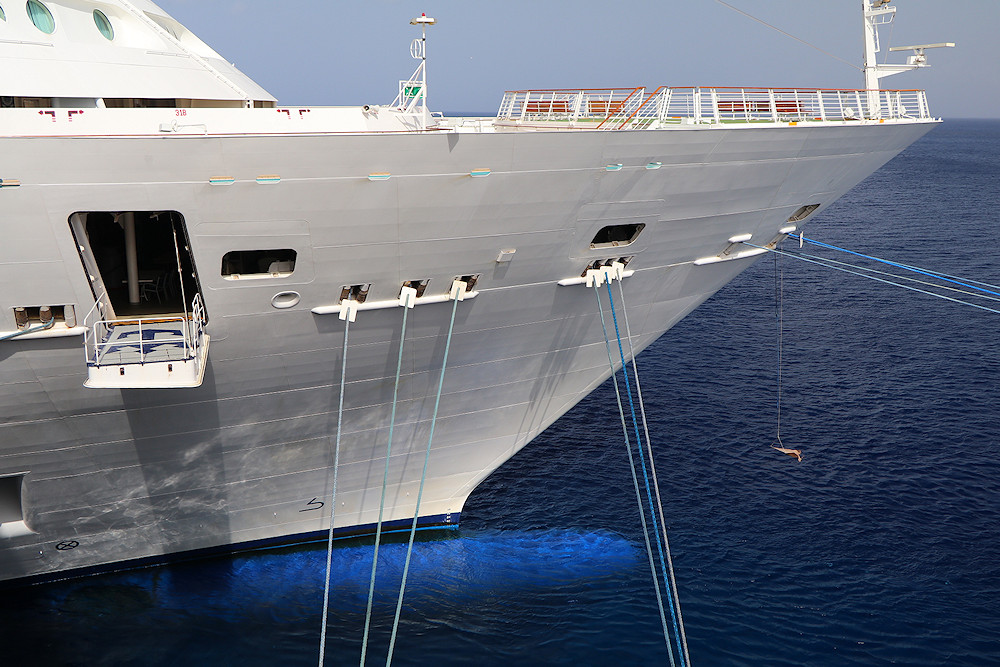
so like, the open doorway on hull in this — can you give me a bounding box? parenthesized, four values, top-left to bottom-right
(69, 211, 202, 320)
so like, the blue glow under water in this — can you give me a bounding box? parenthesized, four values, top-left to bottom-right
(3, 120, 999, 665)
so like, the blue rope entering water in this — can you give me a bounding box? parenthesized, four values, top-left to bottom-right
(604, 280, 687, 667)
(614, 280, 692, 666)
(359, 303, 410, 666)
(318, 318, 350, 667)
(386, 295, 460, 666)
(593, 283, 676, 666)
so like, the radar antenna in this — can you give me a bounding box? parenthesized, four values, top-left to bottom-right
(389, 13, 436, 130)
(863, 0, 954, 117)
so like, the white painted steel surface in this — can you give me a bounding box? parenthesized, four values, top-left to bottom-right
(0, 0, 942, 585)
(0, 119, 936, 583)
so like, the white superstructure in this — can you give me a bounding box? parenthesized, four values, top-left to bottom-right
(0, 1, 943, 584)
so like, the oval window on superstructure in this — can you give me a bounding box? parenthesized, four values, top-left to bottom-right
(0, 5, 6, 22)
(93, 9, 113, 40)
(26, 0, 54, 34)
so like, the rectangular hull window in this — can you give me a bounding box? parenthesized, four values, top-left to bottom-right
(590, 223, 646, 249)
(788, 204, 821, 222)
(222, 249, 297, 280)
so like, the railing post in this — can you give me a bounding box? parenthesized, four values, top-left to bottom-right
(693, 88, 702, 123)
(657, 88, 670, 124)
(817, 90, 826, 121)
(768, 88, 778, 123)
(710, 88, 721, 124)
(571, 92, 583, 124)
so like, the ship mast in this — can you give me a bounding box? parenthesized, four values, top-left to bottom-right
(410, 13, 436, 129)
(862, 0, 953, 117)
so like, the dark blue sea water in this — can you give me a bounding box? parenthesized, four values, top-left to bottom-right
(3, 119, 999, 666)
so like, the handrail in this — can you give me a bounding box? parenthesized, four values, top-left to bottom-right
(496, 86, 932, 127)
(603, 85, 669, 130)
(595, 87, 649, 130)
(84, 294, 207, 368)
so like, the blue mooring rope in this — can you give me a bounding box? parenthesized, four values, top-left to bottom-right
(593, 283, 676, 666)
(386, 294, 461, 666)
(605, 280, 687, 667)
(359, 303, 411, 666)
(793, 234, 1000, 298)
(744, 242, 1000, 316)
(0, 317, 55, 342)
(614, 280, 692, 666)
(318, 317, 350, 667)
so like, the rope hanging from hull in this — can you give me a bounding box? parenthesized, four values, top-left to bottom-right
(770, 253, 802, 462)
(318, 316, 351, 667)
(386, 283, 464, 666)
(592, 277, 676, 666)
(614, 279, 692, 666)
(359, 289, 415, 665)
(601, 278, 688, 666)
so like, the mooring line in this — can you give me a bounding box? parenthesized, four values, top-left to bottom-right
(318, 317, 350, 667)
(793, 234, 1000, 298)
(593, 282, 676, 665)
(359, 300, 412, 666)
(605, 280, 686, 667)
(615, 280, 692, 667)
(386, 293, 461, 666)
(792, 248, 1000, 304)
(746, 243, 1000, 316)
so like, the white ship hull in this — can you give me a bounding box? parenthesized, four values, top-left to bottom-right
(0, 120, 935, 584)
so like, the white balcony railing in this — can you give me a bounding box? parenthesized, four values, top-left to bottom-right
(83, 293, 209, 388)
(496, 86, 932, 129)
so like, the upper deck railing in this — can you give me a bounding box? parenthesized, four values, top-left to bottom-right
(496, 86, 932, 129)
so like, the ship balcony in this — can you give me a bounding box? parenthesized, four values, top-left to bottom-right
(83, 296, 209, 389)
